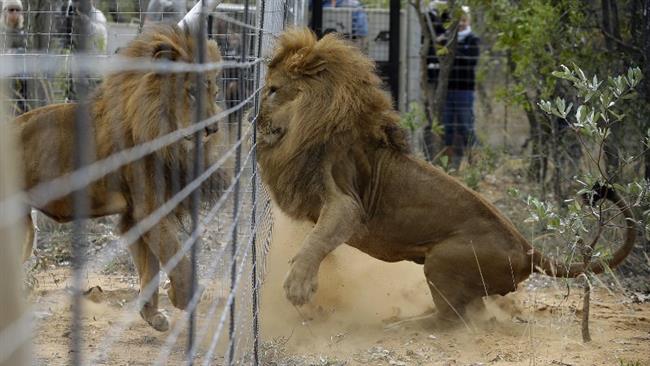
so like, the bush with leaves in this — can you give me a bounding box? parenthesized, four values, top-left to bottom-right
(522, 64, 648, 342)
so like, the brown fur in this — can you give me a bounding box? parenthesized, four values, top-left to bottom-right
(17, 24, 228, 332)
(258, 28, 637, 325)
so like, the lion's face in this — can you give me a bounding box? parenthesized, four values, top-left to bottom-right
(108, 24, 224, 145)
(258, 68, 302, 146)
(258, 28, 386, 152)
(177, 69, 222, 138)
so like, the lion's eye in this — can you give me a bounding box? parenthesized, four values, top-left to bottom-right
(268, 86, 278, 95)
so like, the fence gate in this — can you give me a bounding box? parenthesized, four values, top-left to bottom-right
(0, 0, 303, 365)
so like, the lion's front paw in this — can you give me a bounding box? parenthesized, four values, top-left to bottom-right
(283, 263, 318, 306)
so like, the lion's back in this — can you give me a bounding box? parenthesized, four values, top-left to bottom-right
(16, 103, 79, 189)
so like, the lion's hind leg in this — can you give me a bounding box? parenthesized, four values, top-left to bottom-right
(424, 236, 520, 329)
(121, 215, 170, 332)
(423, 239, 491, 329)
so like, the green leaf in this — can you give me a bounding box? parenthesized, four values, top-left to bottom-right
(612, 183, 626, 192)
(576, 67, 587, 81)
(538, 99, 553, 114)
(609, 110, 625, 121)
(575, 105, 587, 125)
(621, 92, 639, 100)
(564, 103, 573, 117)
(507, 187, 520, 198)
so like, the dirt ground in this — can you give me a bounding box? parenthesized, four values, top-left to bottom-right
(24, 163, 650, 366)
(258, 211, 650, 366)
(27, 207, 650, 366)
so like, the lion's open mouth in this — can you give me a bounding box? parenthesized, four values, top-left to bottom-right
(183, 126, 218, 141)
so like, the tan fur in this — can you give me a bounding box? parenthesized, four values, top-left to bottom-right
(258, 28, 637, 325)
(17, 24, 229, 332)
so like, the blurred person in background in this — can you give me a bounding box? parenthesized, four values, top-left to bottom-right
(323, 0, 369, 54)
(62, 0, 107, 53)
(424, 0, 448, 86)
(145, 0, 186, 24)
(60, 0, 108, 101)
(441, 9, 479, 167)
(422, 0, 447, 160)
(1, 0, 29, 115)
(0, 0, 26, 51)
(424, 4, 479, 167)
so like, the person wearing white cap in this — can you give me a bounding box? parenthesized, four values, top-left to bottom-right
(1, 0, 29, 115)
(0, 0, 27, 51)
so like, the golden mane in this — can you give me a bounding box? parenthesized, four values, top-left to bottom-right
(267, 28, 410, 154)
(95, 24, 222, 151)
(87, 24, 226, 215)
(258, 28, 410, 222)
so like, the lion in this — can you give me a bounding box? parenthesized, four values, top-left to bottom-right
(16, 23, 228, 332)
(257, 28, 637, 326)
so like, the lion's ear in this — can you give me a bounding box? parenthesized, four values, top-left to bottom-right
(286, 48, 327, 76)
(152, 42, 181, 61)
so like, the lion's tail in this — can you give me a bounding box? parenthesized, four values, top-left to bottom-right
(533, 185, 637, 278)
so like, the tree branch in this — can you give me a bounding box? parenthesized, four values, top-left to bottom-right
(600, 28, 644, 57)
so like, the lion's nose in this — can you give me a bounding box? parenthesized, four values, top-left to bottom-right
(204, 104, 221, 136)
(205, 124, 219, 136)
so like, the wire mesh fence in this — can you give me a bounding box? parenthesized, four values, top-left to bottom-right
(0, 0, 523, 364)
(0, 0, 302, 365)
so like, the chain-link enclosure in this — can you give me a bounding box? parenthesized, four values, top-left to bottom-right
(4, 1, 644, 365)
(0, 0, 302, 365)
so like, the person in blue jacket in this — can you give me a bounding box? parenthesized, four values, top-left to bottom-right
(323, 0, 369, 53)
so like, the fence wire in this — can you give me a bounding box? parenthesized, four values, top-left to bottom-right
(0, 0, 299, 364)
(0, 0, 514, 363)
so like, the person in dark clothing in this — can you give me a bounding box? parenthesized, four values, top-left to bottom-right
(425, 2, 448, 84)
(443, 11, 479, 166)
(425, 8, 479, 166)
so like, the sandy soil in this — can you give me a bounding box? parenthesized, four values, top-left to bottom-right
(258, 210, 650, 366)
(28, 206, 650, 366)
(30, 270, 238, 366)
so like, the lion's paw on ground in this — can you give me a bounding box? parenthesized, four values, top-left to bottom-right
(283, 265, 318, 306)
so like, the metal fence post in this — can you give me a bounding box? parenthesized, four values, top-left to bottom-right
(389, 0, 400, 106)
(311, 0, 323, 37)
(188, 1, 208, 364)
(0, 1, 302, 363)
(228, 0, 251, 362)
(70, 1, 93, 364)
(251, 0, 267, 363)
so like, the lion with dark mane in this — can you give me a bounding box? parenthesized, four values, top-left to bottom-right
(17, 23, 228, 331)
(258, 28, 636, 325)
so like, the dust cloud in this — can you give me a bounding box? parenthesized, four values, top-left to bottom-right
(259, 208, 434, 355)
